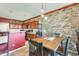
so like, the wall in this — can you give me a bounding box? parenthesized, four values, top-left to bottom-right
(40, 4, 79, 53)
(40, 4, 79, 43)
(24, 4, 79, 53)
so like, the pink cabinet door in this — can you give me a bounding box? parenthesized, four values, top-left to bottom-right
(9, 32, 25, 51)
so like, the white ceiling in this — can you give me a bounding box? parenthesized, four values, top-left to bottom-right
(0, 3, 71, 21)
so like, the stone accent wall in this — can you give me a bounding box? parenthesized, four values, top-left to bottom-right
(40, 4, 79, 43)
(39, 4, 79, 53)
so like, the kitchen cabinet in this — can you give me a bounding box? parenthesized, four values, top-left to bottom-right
(27, 34, 37, 40)
(9, 32, 25, 51)
(23, 21, 38, 29)
(9, 23, 25, 51)
(0, 23, 9, 32)
(10, 24, 22, 29)
(0, 18, 25, 55)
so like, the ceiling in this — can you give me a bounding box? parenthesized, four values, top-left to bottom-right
(0, 3, 71, 21)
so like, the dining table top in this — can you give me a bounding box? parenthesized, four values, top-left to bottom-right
(31, 36, 63, 51)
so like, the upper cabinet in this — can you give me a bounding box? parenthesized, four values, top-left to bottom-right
(9, 20, 23, 29)
(0, 17, 39, 29)
(23, 21, 38, 29)
(0, 23, 9, 32)
(0, 17, 23, 29)
(10, 24, 22, 29)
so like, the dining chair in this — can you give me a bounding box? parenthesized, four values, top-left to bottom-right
(29, 40, 43, 56)
(42, 47, 51, 56)
(55, 37, 69, 56)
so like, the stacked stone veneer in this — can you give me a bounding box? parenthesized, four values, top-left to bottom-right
(40, 4, 79, 43)
(39, 4, 79, 54)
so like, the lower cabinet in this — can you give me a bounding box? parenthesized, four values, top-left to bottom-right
(9, 32, 25, 51)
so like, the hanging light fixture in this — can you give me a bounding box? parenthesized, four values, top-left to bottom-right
(44, 3, 48, 20)
(41, 9, 44, 12)
(40, 3, 44, 18)
(40, 3, 48, 20)
(41, 3, 44, 13)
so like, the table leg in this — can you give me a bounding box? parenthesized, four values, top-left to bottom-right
(50, 51, 54, 56)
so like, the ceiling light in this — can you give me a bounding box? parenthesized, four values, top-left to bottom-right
(41, 14, 44, 18)
(41, 9, 44, 12)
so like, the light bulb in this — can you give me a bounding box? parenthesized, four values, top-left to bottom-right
(41, 9, 44, 12)
(41, 14, 44, 18)
(44, 16, 48, 20)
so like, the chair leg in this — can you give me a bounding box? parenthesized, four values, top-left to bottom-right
(41, 47, 43, 56)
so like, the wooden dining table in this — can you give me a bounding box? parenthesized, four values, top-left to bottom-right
(31, 36, 63, 56)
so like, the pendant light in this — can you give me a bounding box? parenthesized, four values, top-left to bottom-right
(41, 3, 44, 13)
(40, 3, 48, 20)
(41, 3, 44, 18)
(44, 3, 48, 20)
